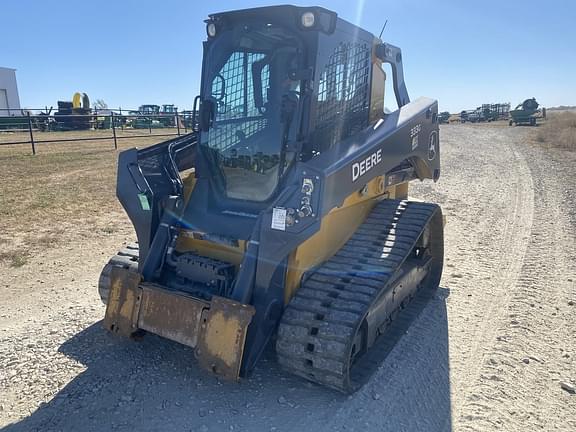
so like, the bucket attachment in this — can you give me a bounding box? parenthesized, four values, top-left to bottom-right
(104, 267, 255, 380)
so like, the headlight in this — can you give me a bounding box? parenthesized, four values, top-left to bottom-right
(301, 11, 315, 28)
(207, 22, 217, 37)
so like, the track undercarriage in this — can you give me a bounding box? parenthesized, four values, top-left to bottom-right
(276, 199, 443, 392)
(99, 199, 443, 392)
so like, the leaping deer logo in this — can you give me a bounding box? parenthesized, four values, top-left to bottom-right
(428, 131, 438, 161)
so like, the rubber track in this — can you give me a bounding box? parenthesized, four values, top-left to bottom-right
(276, 199, 441, 393)
(98, 243, 139, 304)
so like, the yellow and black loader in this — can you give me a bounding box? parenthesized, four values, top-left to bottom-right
(99, 5, 444, 393)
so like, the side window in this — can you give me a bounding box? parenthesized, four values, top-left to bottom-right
(210, 52, 269, 118)
(207, 52, 270, 151)
(314, 42, 371, 152)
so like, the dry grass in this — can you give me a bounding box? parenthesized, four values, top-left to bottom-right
(0, 129, 177, 266)
(536, 112, 576, 151)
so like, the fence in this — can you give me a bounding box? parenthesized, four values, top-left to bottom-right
(0, 108, 197, 155)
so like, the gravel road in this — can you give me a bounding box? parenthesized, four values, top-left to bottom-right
(1, 124, 575, 431)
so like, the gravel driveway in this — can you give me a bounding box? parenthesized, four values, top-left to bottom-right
(1, 124, 574, 432)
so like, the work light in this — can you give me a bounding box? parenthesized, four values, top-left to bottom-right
(207, 22, 217, 37)
(301, 11, 315, 28)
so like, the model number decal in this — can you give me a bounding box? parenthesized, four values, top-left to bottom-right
(410, 124, 421, 150)
(352, 149, 382, 182)
(410, 124, 422, 137)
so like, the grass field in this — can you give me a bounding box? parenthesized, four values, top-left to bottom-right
(536, 111, 576, 151)
(0, 129, 183, 267)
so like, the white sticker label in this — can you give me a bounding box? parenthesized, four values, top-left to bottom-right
(271, 207, 287, 231)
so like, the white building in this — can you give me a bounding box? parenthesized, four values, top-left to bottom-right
(0, 67, 21, 116)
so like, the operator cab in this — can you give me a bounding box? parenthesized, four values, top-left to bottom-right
(198, 14, 305, 202)
(183, 6, 376, 239)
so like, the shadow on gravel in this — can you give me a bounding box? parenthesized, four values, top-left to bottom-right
(326, 286, 453, 432)
(2, 288, 452, 432)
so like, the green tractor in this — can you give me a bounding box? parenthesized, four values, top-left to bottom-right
(130, 105, 164, 129)
(130, 104, 179, 128)
(438, 111, 450, 124)
(159, 104, 179, 127)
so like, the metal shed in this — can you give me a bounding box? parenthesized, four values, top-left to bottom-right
(0, 67, 22, 116)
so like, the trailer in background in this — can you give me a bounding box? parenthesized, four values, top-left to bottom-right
(509, 98, 546, 126)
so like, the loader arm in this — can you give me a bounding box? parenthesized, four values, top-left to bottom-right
(116, 133, 197, 267)
(375, 43, 410, 108)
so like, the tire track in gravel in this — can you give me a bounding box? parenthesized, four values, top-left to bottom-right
(457, 128, 576, 431)
(449, 131, 536, 427)
(408, 126, 535, 429)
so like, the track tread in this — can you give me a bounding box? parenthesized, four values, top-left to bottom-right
(98, 242, 139, 304)
(276, 199, 442, 393)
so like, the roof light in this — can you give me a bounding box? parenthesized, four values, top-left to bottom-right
(301, 11, 315, 28)
(207, 22, 217, 37)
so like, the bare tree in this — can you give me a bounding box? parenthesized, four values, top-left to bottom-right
(94, 99, 108, 110)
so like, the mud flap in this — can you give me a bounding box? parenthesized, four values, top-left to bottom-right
(104, 267, 255, 380)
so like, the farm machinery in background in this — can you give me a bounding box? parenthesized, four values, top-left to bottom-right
(460, 109, 481, 123)
(460, 103, 510, 123)
(481, 103, 510, 122)
(129, 104, 181, 129)
(129, 105, 162, 129)
(180, 110, 199, 130)
(509, 98, 546, 126)
(34, 92, 93, 131)
(34, 107, 55, 131)
(53, 92, 92, 130)
(28, 96, 189, 132)
(159, 104, 184, 128)
(438, 111, 450, 124)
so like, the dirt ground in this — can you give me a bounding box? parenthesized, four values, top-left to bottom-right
(0, 124, 575, 431)
(0, 129, 179, 269)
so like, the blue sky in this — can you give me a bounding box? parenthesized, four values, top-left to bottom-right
(2, 0, 574, 112)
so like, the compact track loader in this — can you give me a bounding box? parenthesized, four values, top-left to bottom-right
(99, 5, 443, 393)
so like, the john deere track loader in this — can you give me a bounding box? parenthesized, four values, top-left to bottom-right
(99, 5, 443, 393)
